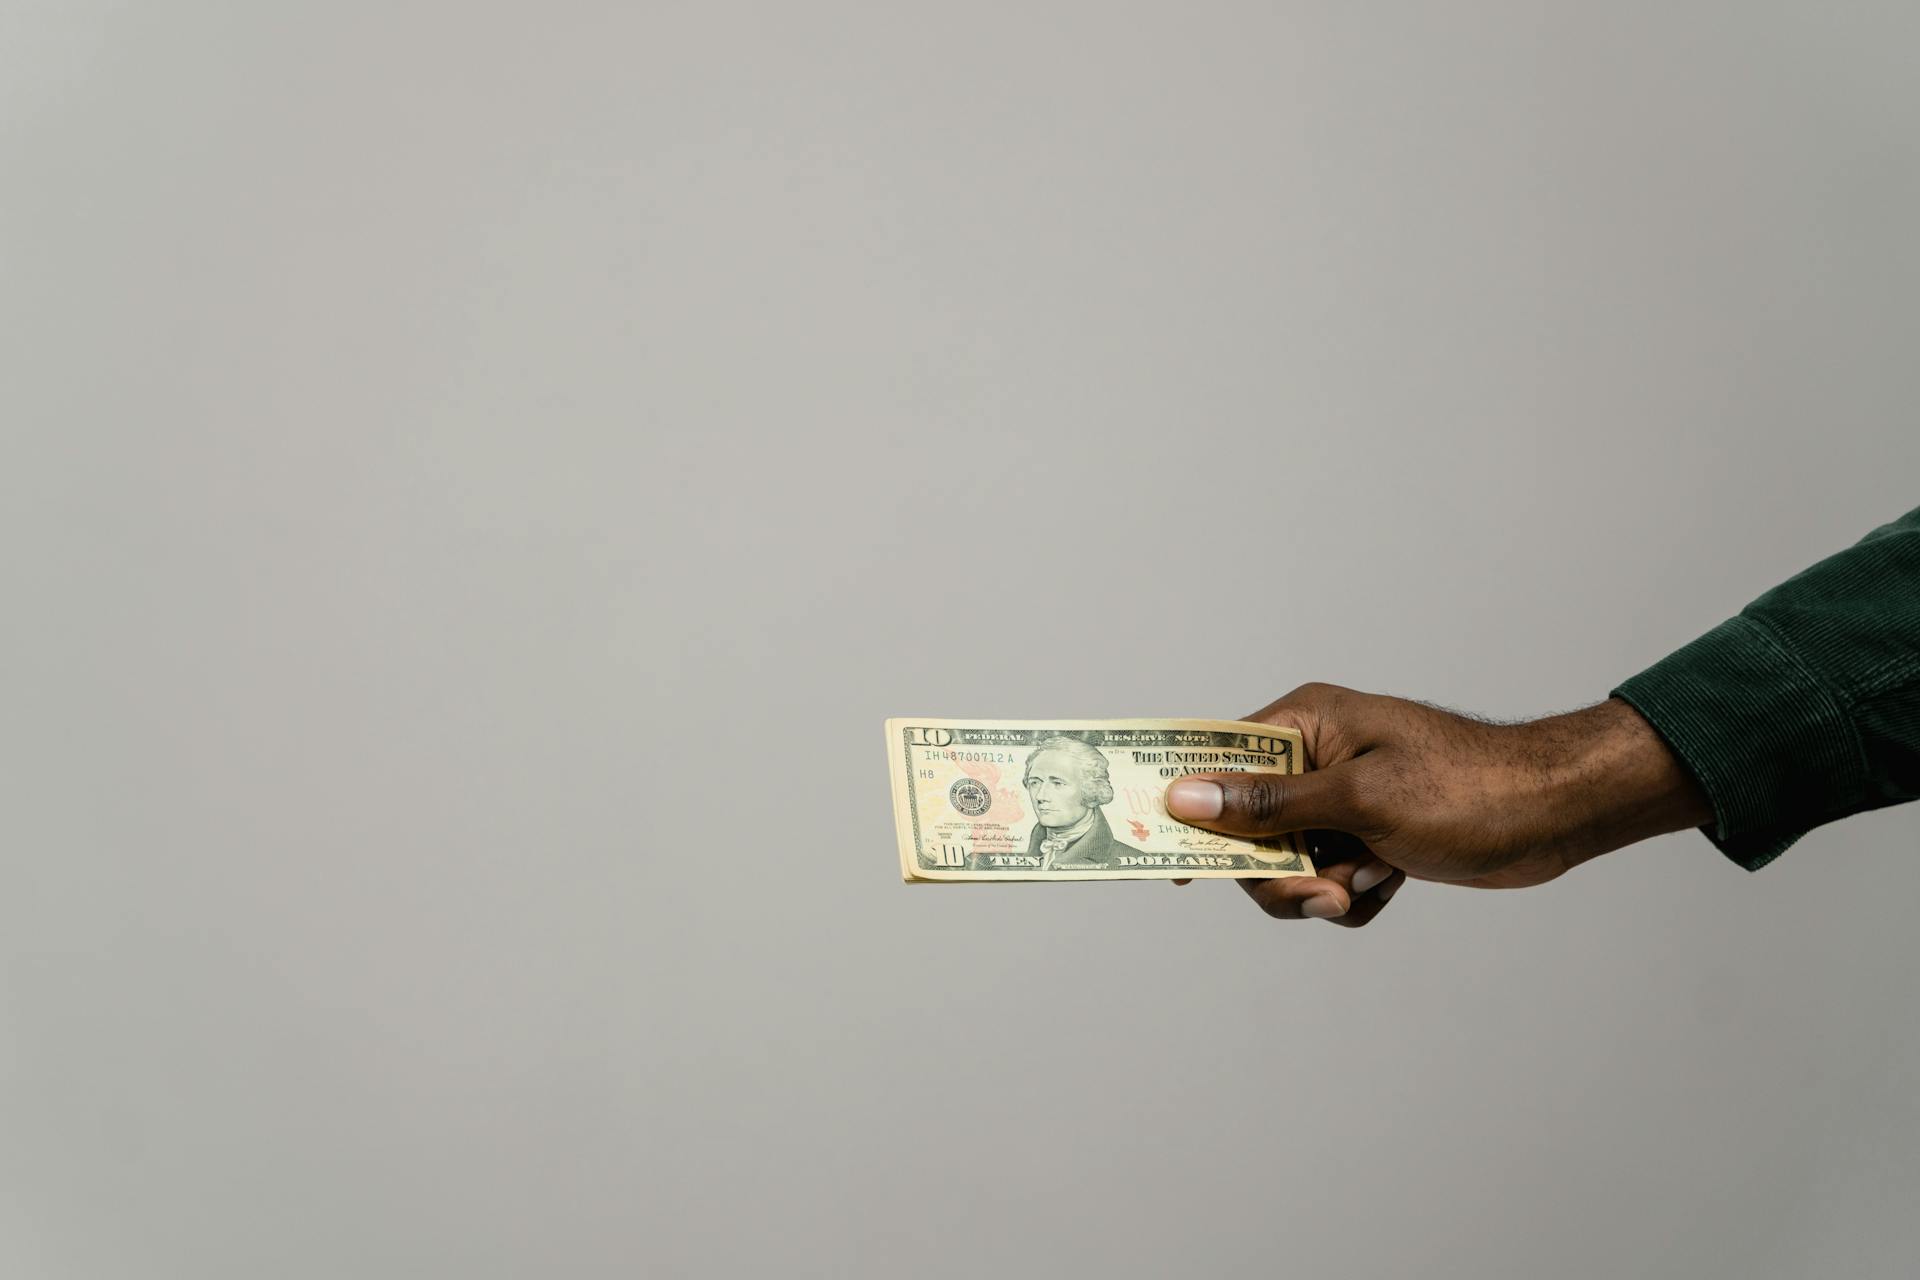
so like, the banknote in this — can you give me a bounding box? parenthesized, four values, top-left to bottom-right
(885, 718, 1316, 882)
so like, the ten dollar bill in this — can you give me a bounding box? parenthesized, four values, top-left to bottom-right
(886, 718, 1316, 882)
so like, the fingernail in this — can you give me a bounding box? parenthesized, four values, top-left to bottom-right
(1302, 894, 1347, 919)
(1377, 877, 1402, 904)
(1166, 779, 1223, 821)
(1351, 861, 1392, 894)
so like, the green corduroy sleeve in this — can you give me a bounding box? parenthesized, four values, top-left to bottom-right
(1612, 506, 1920, 871)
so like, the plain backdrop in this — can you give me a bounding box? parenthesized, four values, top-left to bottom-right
(5, 3, 1918, 1277)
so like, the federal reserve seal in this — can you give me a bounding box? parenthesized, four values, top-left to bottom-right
(948, 778, 992, 817)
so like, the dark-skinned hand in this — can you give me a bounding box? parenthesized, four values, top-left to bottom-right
(1164, 683, 1713, 927)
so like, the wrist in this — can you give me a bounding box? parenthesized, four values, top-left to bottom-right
(1534, 698, 1714, 862)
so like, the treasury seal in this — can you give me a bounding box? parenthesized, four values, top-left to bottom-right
(948, 778, 992, 817)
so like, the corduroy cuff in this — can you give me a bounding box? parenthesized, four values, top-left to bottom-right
(1612, 614, 1868, 871)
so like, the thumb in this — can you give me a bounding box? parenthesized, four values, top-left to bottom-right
(1164, 766, 1365, 839)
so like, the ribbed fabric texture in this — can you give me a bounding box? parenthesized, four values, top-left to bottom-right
(1613, 506, 1920, 870)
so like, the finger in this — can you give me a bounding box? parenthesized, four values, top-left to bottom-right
(1166, 767, 1364, 839)
(1240, 863, 1405, 928)
(1236, 875, 1351, 921)
(1321, 867, 1405, 929)
(1349, 858, 1394, 894)
(1238, 683, 1358, 749)
(1321, 855, 1405, 925)
(1240, 682, 1349, 726)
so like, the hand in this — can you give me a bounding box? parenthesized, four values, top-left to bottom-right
(1164, 684, 1713, 926)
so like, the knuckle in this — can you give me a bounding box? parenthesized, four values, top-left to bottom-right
(1289, 681, 1356, 708)
(1233, 776, 1286, 828)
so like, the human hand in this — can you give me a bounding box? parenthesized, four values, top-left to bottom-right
(1164, 684, 1712, 926)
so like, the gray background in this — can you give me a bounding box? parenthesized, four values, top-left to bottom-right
(5, 2, 1918, 1276)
